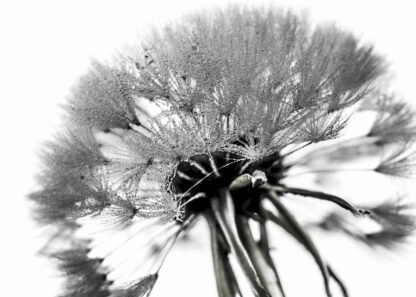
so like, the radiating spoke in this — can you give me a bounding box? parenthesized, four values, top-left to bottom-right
(266, 191, 333, 297)
(263, 184, 369, 216)
(210, 189, 271, 297)
(236, 214, 285, 297)
(206, 213, 241, 297)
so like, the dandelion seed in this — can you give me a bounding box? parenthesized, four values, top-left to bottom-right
(30, 6, 416, 297)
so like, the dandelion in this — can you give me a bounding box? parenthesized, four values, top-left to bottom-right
(30, 6, 416, 297)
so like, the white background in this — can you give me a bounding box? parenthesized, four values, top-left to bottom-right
(1, 0, 416, 296)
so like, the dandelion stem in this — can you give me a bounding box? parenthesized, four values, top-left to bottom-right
(206, 213, 241, 297)
(264, 207, 349, 297)
(236, 214, 285, 297)
(258, 205, 286, 296)
(210, 189, 271, 297)
(265, 192, 333, 297)
(327, 266, 349, 297)
(262, 183, 370, 216)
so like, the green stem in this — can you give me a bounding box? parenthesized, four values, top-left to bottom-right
(236, 214, 285, 297)
(258, 206, 286, 296)
(206, 213, 240, 297)
(265, 210, 349, 297)
(263, 183, 369, 216)
(266, 191, 333, 297)
(327, 266, 349, 297)
(210, 189, 270, 297)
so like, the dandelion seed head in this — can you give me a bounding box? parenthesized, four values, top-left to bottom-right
(30, 6, 416, 297)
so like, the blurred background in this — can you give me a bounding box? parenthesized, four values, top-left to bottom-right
(1, 0, 415, 296)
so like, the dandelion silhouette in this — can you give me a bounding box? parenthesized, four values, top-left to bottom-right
(30, 6, 416, 297)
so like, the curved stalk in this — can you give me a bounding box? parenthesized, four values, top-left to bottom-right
(210, 189, 270, 297)
(265, 209, 349, 297)
(258, 206, 286, 296)
(263, 184, 369, 217)
(266, 191, 333, 297)
(236, 214, 285, 297)
(206, 213, 241, 297)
